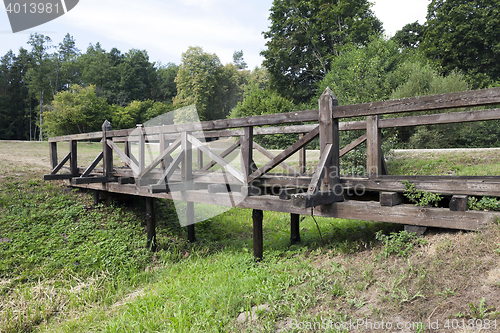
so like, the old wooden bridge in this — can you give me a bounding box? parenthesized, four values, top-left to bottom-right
(44, 88, 500, 259)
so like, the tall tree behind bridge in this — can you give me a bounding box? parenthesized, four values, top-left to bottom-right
(261, 0, 383, 103)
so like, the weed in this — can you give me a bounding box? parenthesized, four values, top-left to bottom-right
(468, 196, 500, 211)
(456, 298, 499, 319)
(403, 180, 442, 207)
(375, 230, 427, 258)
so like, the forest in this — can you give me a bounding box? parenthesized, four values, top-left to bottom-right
(0, 0, 499, 150)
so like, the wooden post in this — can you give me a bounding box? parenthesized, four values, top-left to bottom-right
(102, 121, 113, 178)
(159, 134, 166, 170)
(124, 140, 130, 157)
(70, 140, 78, 177)
(50, 142, 58, 170)
(318, 87, 340, 192)
(146, 197, 156, 251)
(290, 213, 300, 244)
(252, 209, 263, 260)
(187, 202, 195, 242)
(138, 124, 145, 173)
(366, 115, 382, 177)
(93, 190, 100, 206)
(241, 126, 254, 180)
(298, 133, 306, 174)
(182, 131, 195, 242)
(197, 149, 203, 170)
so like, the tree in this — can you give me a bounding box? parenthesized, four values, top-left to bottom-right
(153, 62, 178, 102)
(232, 50, 247, 70)
(393, 22, 425, 49)
(174, 46, 246, 122)
(422, 0, 500, 88)
(261, 0, 383, 103)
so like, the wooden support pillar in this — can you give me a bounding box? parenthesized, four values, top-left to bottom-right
(450, 195, 468, 211)
(197, 149, 203, 170)
(241, 126, 254, 180)
(318, 87, 340, 192)
(380, 192, 404, 207)
(70, 140, 78, 177)
(93, 190, 100, 207)
(138, 124, 145, 173)
(187, 202, 195, 242)
(50, 142, 58, 170)
(290, 213, 300, 244)
(102, 121, 113, 178)
(124, 141, 130, 157)
(298, 133, 306, 174)
(146, 197, 156, 251)
(405, 225, 427, 237)
(252, 209, 263, 260)
(367, 115, 383, 177)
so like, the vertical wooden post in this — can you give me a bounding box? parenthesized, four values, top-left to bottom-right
(146, 197, 156, 251)
(298, 133, 306, 174)
(138, 124, 145, 173)
(290, 213, 300, 244)
(187, 202, 195, 242)
(197, 149, 203, 170)
(318, 87, 340, 192)
(50, 142, 58, 170)
(252, 209, 263, 260)
(102, 121, 113, 178)
(70, 140, 78, 177)
(93, 190, 100, 207)
(124, 140, 130, 157)
(366, 115, 382, 177)
(241, 126, 254, 180)
(159, 134, 166, 170)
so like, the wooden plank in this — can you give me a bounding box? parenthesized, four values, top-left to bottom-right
(43, 174, 73, 180)
(107, 140, 140, 175)
(366, 115, 382, 177)
(339, 133, 367, 157)
(102, 121, 113, 178)
(139, 138, 181, 178)
(155, 150, 184, 186)
(187, 202, 195, 242)
(189, 134, 245, 183)
(252, 209, 263, 260)
(291, 191, 342, 209)
(48, 131, 102, 143)
(379, 107, 500, 129)
(50, 152, 71, 175)
(380, 192, 404, 207)
(202, 139, 241, 171)
(50, 142, 58, 169)
(253, 141, 298, 176)
(71, 176, 116, 185)
(306, 144, 333, 195)
(319, 88, 340, 192)
(80, 152, 103, 178)
(241, 126, 254, 180)
(333, 87, 500, 118)
(450, 195, 468, 211)
(138, 125, 145, 173)
(298, 133, 306, 174)
(248, 126, 319, 182)
(291, 213, 300, 244)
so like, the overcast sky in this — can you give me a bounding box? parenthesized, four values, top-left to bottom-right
(0, 0, 430, 69)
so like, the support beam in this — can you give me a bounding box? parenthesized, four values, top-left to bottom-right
(93, 190, 100, 207)
(50, 152, 71, 175)
(319, 87, 340, 192)
(339, 133, 367, 158)
(187, 202, 195, 242)
(252, 209, 263, 260)
(50, 142, 58, 169)
(138, 125, 145, 173)
(70, 140, 78, 177)
(253, 141, 298, 175)
(202, 139, 241, 171)
(146, 197, 156, 251)
(298, 133, 306, 174)
(102, 121, 113, 178)
(380, 192, 404, 207)
(80, 152, 103, 178)
(450, 195, 468, 211)
(291, 213, 300, 244)
(366, 115, 382, 177)
(241, 126, 254, 180)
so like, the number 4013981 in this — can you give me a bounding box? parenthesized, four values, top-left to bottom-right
(5, 2, 60, 14)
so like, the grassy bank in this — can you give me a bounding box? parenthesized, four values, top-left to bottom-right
(1, 141, 500, 332)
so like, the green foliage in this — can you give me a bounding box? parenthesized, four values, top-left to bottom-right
(375, 230, 427, 258)
(392, 21, 425, 49)
(468, 196, 500, 211)
(422, 0, 500, 88)
(174, 46, 246, 121)
(403, 180, 442, 207)
(262, 0, 383, 103)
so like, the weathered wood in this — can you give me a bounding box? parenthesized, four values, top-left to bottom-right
(155, 150, 184, 186)
(450, 195, 468, 211)
(146, 197, 156, 251)
(252, 209, 263, 260)
(298, 133, 306, 174)
(291, 213, 300, 244)
(248, 126, 319, 182)
(50, 142, 58, 169)
(291, 191, 343, 209)
(187, 201, 195, 242)
(71, 176, 116, 185)
(405, 225, 427, 236)
(366, 115, 382, 177)
(49, 131, 102, 143)
(241, 126, 254, 180)
(202, 139, 241, 171)
(107, 140, 140, 175)
(197, 148, 203, 170)
(380, 192, 404, 207)
(333, 87, 500, 118)
(253, 141, 298, 175)
(189, 134, 245, 183)
(339, 133, 367, 158)
(118, 177, 135, 185)
(102, 121, 113, 178)
(139, 138, 181, 179)
(50, 152, 71, 175)
(319, 88, 340, 193)
(305, 143, 333, 195)
(138, 125, 146, 173)
(43, 174, 73, 180)
(208, 183, 230, 193)
(80, 152, 103, 178)
(70, 140, 78, 177)
(93, 190, 100, 206)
